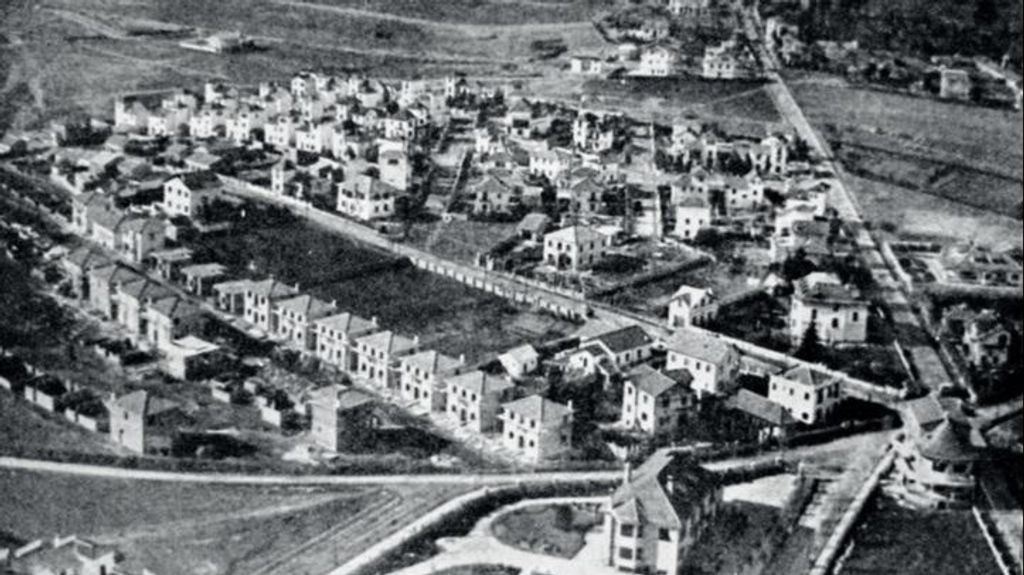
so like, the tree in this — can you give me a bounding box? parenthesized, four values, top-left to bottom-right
(796, 320, 823, 362)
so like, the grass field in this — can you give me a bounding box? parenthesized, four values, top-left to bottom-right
(789, 76, 1024, 178)
(0, 468, 473, 575)
(287, 0, 614, 25)
(838, 493, 1003, 575)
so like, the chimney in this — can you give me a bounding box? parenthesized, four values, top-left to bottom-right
(623, 462, 633, 485)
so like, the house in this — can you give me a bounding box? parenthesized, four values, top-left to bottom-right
(469, 175, 521, 216)
(638, 46, 678, 77)
(529, 148, 573, 181)
(790, 272, 869, 345)
(336, 174, 398, 221)
(116, 278, 176, 344)
(669, 0, 711, 16)
(62, 246, 112, 300)
(272, 294, 338, 351)
(399, 350, 466, 413)
(621, 365, 696, 436)
(145, 296, 207, 352)
(147, 247, 192, 282)
(213, 279, 252, 314)
(180, 262, 228, 297)
(88, 265, 142, 319)
(570, 55, 606, 76)
(667, 286, 718, 328)
(314, 312, 380, 372)
(961, 311, 1013, 369)
(674, 197, 712, 240)
(0, 535, 125, 575)
(767, 365, 842, 425)
(543, 225, 610, 270)
(445, 370, 515, 433)
(108, 390, 186, 454)
(664, 330, 740, 397)
(939, 67, 972, 100)
(499, 395, 574, 463)
(569, 325, 655, 375)
(604, 450, 722, 575)
(724, 388, 797, 444)
(162, 171, 222, 219)
(310, 385, 380, 452)
(894, 396, 984, 507)
(243, 279, 300, 333)
(379, 149, 411, 191)
(499, 344, 541, 379)
(354, 330, 420, 389)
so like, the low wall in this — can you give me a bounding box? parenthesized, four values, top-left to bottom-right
(972, 507, 1019, 575)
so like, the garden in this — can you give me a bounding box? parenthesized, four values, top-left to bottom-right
(491, 503, 603, 559)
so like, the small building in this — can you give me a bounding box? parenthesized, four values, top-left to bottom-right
(181, 262, 228, 297)
(399, 350, 466, 413)
(570, 55, 606, 76)
(543, 225, 611, 271)
(88, 265, 143, 319)
(445, 370, 515, 433)
(961, 311, 1013, 369)
(272, 294, 338, 351)
(162, 170, 222, 219)
(498, 344, 541, 379)
(938, 67, 972, 100)
(790, 272, 869, 345)
(1, 536, 123, 575)
(160, 335, 221, 381)
(939, 244, 1023, 287)
(604, 450, 723, 575)
(310, 385, 380, 452)
(724, 388, 797, 444)
(667, 286, 718, 328)
(621, 365, 696, 436)
(895, 396, 984, 507)
(243, 279, 300, 333)
(314, 312, 380, 372)
(148, 247, 194, 282)
(62, 246, 112, 300)
(336, 174, 398, 221)
(767, 365, 842, 425)
(638, 46, 678, 77)
(115, 278, 176, 344)
(354, 330, 419, 389)
(664, 330, 741, 397)
(212, 279, 252, 314)
(499, 395, 574, 463)
(107, 390, 186, 455)
(674, 197, 712, 241)
(569, 325, 655, 375)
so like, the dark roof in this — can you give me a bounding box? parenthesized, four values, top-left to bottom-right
(629, 364, 688, 397)
(611, 449, 721, 529)
(727, 389, 794, 427)
(918, 418, 983, 463)
(904, 395, 946, 432)
(447, 370, 514, 396)
(177, 170, 221, 191)
(591, 325, 653, 353)
(501, 395, 572, 426)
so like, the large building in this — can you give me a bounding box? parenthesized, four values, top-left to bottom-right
(543, 225, 611, 271)
(664, 330, 740, 397)
(605, 450, 722, 575)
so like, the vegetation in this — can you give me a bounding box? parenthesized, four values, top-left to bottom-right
(491, 503, 602, 559)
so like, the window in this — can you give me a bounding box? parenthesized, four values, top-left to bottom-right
(658, 528, 671, 541)
(619, 547, 634, 560)
(620, 524, 635, 537)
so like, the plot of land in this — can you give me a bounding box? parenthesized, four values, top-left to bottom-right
(491, 503, 602, 559)
(838, 493, 1003, 575)
(0, 469, 472, 575)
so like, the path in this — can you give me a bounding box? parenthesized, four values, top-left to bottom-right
(268, 0, 596, 36)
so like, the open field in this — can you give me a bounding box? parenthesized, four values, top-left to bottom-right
(0, 468, 473, 575)
(837, 492, 1003, 575)
(788, 75, 1024, 179)
(193, 217, 575, 362)
(277, 0, 615, 25)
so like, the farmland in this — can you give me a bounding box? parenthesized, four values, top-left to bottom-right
(0, 468, 473, 575)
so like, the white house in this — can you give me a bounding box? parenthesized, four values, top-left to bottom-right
(543, 225, 610, 271)
(767, 365, 843, 425)
(664, 329, 740, 397)
(667, 286, 718, 328)
(638, 46, 678, 77)
(399, 350, 466, 413)
(674, 197, 712, 240)
(499, 344, 541, 379)
(336, 175, 398, 221)
(790, 272, 869, 345)
(162, 171, 221, 220)
(499, 395, 573, 463)
(621, 365, 695, 436)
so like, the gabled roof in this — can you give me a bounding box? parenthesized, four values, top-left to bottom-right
(119, 278, 175, 303)
(246, 279, 299, 300)
(471, 175, 515, 197)
(112, 390, 178, 417)
(904, 395, 946, 432)
(727, 389, 794, 427)
(671, 285, 714, 305)
(777, 364, 838, 389)
(665, 329, 736, 365)
(501, 395, 572, 426)
(173, 170, 221, 191)
(516, 213, 551, 235)
(356, 330, 417, 356)
(149, 296, 203, 320)
(794, 272, 862, 305)
(447, 370, 514, 397)
(148, 247, 193, 263)
(314, 312, 378, 335)
(545, 225, 605, 245)
(500, 344, 540, 364)
(89, 264, 142, 287)
(274, 294, 336, 319)
(611, 449, 720, 529)
(590, 325, 653, 353)
(65, 246, 111, 270)
(402, 350, 463, 375)
(629, 364, 688, 397)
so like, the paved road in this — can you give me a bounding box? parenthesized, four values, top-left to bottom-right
(0, 456, 620, 486)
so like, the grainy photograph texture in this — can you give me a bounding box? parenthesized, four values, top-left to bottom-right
(1, 0, 1021, 574)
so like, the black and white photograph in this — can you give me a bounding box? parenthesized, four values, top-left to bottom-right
(1, 0, 1021, 574)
